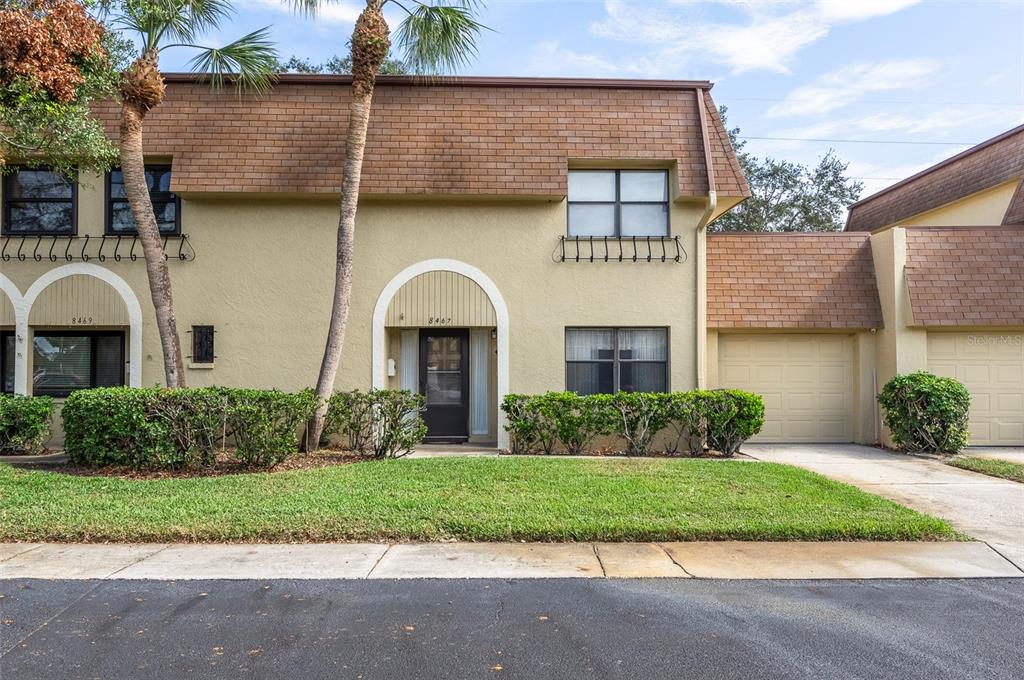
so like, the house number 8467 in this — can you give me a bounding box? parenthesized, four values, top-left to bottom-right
(428, 317, 452, 325)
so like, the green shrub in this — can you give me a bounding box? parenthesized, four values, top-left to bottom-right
(63, 387, 318, 469)
(218, 388, 319, 468)
(63, 387, 168, 467)
(0, 394, 54, 455)
(501, 394, 542, 454)
(878, 371, 971, 454)
(324, 389, 375, 453)
(323, 389, 427, 458)
(699, 389, 765, 457)
(368, 389, 427, 458)
(607, 392, 671, 456)
(501, 389, 764, 456)
(548, 392, 613, 455)
(663, 391, 704, 456)
(500, 392, 613, 455)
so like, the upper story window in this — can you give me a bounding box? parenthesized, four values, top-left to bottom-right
(1, 167, 77, 235)
(106, 166, 180, 235)
(567, 170, 669, 238)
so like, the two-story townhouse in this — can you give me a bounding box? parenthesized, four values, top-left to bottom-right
(2, 77, 1020, 450)
(0, 75, 747, 450)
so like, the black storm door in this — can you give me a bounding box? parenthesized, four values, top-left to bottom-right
(419, 329, 470, 442)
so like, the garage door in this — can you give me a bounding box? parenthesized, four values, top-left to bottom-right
(927, 333, 1024, 446)
(718, 334, 855, 443)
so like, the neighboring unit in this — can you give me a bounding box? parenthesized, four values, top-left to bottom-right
(0, 78, 1020, 447)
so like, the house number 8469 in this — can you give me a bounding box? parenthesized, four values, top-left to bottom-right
(70, 316, 94, 325)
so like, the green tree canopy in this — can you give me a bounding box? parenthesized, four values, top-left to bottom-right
(712, 106, 864, 232)
(274, 53, 409, 74)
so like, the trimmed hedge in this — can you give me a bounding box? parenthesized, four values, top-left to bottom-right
(0, 394, 55, 455)
(501, 390, 765, 457)
(62, 387, 318, 469)
(878, 371, 971, 455)
(323, 389, 427, 458)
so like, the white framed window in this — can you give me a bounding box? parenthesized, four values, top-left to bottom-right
(567, 170, 669, 237)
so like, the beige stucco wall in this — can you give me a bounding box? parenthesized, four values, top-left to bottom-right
(2, 172, 703, 447)
(882, 179, 1019, 230)
(869, 227, 930, 446)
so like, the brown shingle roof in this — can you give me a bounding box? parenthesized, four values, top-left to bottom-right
(707, 233, 883, 329)
(92, 75, 749, 198)
(845, 124, 1024, 232)
(904, 227, 1024, 327)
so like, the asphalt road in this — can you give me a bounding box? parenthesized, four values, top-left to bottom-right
(2, 578, 1022, 680)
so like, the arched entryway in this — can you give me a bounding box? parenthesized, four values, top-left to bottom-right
(18, 264, 143, 394)
(372, 259, 509, 450)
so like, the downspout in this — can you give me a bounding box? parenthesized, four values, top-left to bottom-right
(695, 88, 717, 389)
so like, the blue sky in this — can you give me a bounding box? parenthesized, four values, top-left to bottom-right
(157, 0, 1024, 199)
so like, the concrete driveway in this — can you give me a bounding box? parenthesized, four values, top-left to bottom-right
(744, 444, 1024, 570)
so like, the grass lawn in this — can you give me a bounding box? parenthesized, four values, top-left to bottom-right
(948, 456, 1024, 483)
(0, 457, 957, 543)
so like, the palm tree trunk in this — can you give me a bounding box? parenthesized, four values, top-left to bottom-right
(305, 2, 390, 449)
(306, 93, 373, 447)
(119, 100, 186, 388)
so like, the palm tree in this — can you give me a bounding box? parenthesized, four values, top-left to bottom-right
(113, 0, 278, 387)
(291, 0, 487, 447)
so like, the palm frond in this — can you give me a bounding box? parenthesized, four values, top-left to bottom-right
(186, 28, 279, 94)
(177, 0, 236, 40)
(394, 2, 488, 75)
(286, 0, 323, 19)
(116, 0, 235, 51)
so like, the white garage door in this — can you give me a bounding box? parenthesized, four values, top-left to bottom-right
(718, 334, 855, 443)
(927, 333, 1024, 446)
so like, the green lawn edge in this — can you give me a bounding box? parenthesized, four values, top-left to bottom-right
(0, 457, 959, 543)
(948, 456, 1024, 484)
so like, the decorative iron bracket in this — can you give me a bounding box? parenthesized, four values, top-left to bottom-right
(554, 236, 686, 263)
(1, 233, 195, 263)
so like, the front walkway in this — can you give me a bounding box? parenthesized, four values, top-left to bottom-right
(745, 444, 1024, 570)
(408, 444, 499, 458)
(2, 541, 1019, 580)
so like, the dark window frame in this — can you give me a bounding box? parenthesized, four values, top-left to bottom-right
(567, 169, 670, 238)
(1, 330, 14, 394)
(1, 166, 78, 236)
(104, 165, 181, 236)
(190, 325, 215, 364)
(564, 326, 669, 395)
(31, 330, 125, 398)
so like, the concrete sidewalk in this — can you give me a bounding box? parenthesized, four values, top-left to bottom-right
(2, 541, 1020, 580)
(745, 444, 1024, 570)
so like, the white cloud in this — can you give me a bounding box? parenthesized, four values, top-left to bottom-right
(846, 152, 960, 198)
(769, 106, 1023, 139)
(766, 58, 943, 117)
(240, 0, 361, 25)
(525, 41, 657, 77)
(591, 0, 922, 75)
(814, 0, 920, 22)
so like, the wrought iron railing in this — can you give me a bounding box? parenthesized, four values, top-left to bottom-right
(1, 233, 195, 263)
(554, 236, 686, 263)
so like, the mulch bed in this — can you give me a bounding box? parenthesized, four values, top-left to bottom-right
(6, 449, 365, 480)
